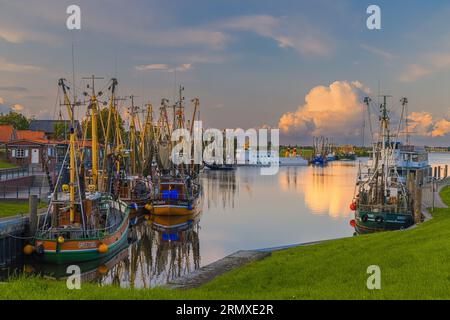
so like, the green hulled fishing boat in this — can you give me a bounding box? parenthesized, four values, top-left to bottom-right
(350, 96, 414, 234)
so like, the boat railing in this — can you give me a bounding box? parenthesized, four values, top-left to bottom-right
(357, 204, 411, 215)
(36, 218, 124, 240)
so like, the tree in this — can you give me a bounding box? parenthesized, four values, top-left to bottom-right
(0, 111, 30, 129)
(82, 108, 125, 144)
(53, 122, 71, 140)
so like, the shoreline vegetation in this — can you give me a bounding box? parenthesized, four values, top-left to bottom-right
(1, 186, 450, 299)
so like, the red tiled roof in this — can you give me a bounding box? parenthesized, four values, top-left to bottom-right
(0, 125, 14, 143)
(15, 130, 46, 140)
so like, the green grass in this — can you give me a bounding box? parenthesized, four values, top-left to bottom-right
(0, 201, 46, 218)
(1, 188, 450, 300)
(279, 147, 313, 159)
(0, 160, 17, 169)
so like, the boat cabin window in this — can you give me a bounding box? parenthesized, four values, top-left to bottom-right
(160, 183, 185, 199)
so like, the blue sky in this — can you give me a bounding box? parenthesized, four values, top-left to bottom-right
(1, 0, 450, 144)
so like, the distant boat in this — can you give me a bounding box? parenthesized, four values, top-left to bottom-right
(326, 153, 336, 162)
(311, 155, 327, 166)
(236, 149, 307, 167)
(279, 156, 308, 166)
(203, 161, 236, 171)
(336, 145, 357, 161)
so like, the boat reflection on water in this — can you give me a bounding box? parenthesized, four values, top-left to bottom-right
(202, 170, 238, 210)
(20, 213, 201, 288)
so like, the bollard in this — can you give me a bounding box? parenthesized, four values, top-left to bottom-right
(29, 195, 38, 236)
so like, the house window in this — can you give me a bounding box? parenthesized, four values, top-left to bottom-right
(16, 149, 26, 158)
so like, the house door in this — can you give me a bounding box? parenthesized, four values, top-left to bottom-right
(31, 149, 40, 164)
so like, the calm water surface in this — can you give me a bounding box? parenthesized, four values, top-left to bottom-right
(3, 153, 450, 287)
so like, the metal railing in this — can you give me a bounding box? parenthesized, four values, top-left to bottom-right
(35, 219, 123, 240)
(0, 166, 31, 181)
(0, 185, 50, 200)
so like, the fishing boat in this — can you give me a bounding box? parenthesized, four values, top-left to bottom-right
(351, 96, 415, 234)
(311, 137, 329, 166)
(146, 175, 201, 216)
(99, 83, 153, 217)
(311, 155, 327, 166)
(279, 147, 308, 166)
(24, 78, 130, 264)
(336, 145, 357, 161)
(203, 161, 236, 171)
(26, 128, 129, 264)
(145, 87, 202, 216)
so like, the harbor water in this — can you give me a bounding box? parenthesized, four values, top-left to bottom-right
(1, 153, 450, 288)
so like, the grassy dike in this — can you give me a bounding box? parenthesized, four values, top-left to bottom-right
(0, 201, 46, 219)
(1, 187, 450, 300)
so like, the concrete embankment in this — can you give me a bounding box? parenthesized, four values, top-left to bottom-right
(165, 250, 271, 289)
(0, 197, 44, 266)
(0, 216, 29, 266)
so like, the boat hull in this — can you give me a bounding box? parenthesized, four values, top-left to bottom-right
(150, 197, 201, 216)
(355, 209, 413, 234)
(34, 201, 130, 265)
(203, 162, 236, 171)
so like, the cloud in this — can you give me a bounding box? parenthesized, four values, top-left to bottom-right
(0, 86, 28, 92)
(432, 118, 450, 137)
(397, 53, 450, 83)
(407, 111, 450, 137)
(361, 44, 395, 60)
(278, 81, 370, 139)
(136, 63, 193, 73)
(407, 112, 434, 136)
(169, 63, 193, 72)
(0, 28, 23, 44)
(397, 64, 431, 82)
(135, 64, 169, 71)
(0, 57, 42, 73)
(221, 15, 330, 56)
(0, 97, 4, 105)
(11, 104, 24, 112)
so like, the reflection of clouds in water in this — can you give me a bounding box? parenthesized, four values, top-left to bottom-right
(279, 163, 356, 219)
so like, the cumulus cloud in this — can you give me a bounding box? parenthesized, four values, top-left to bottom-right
(11, 104, 24, 112)
(407, 111, 450, 137)
(278, 81, 370, 139)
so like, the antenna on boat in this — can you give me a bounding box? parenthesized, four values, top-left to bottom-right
(400, 97, 409, 145)
(363, 97, 374, 146)
(72, 41, 76, 107)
